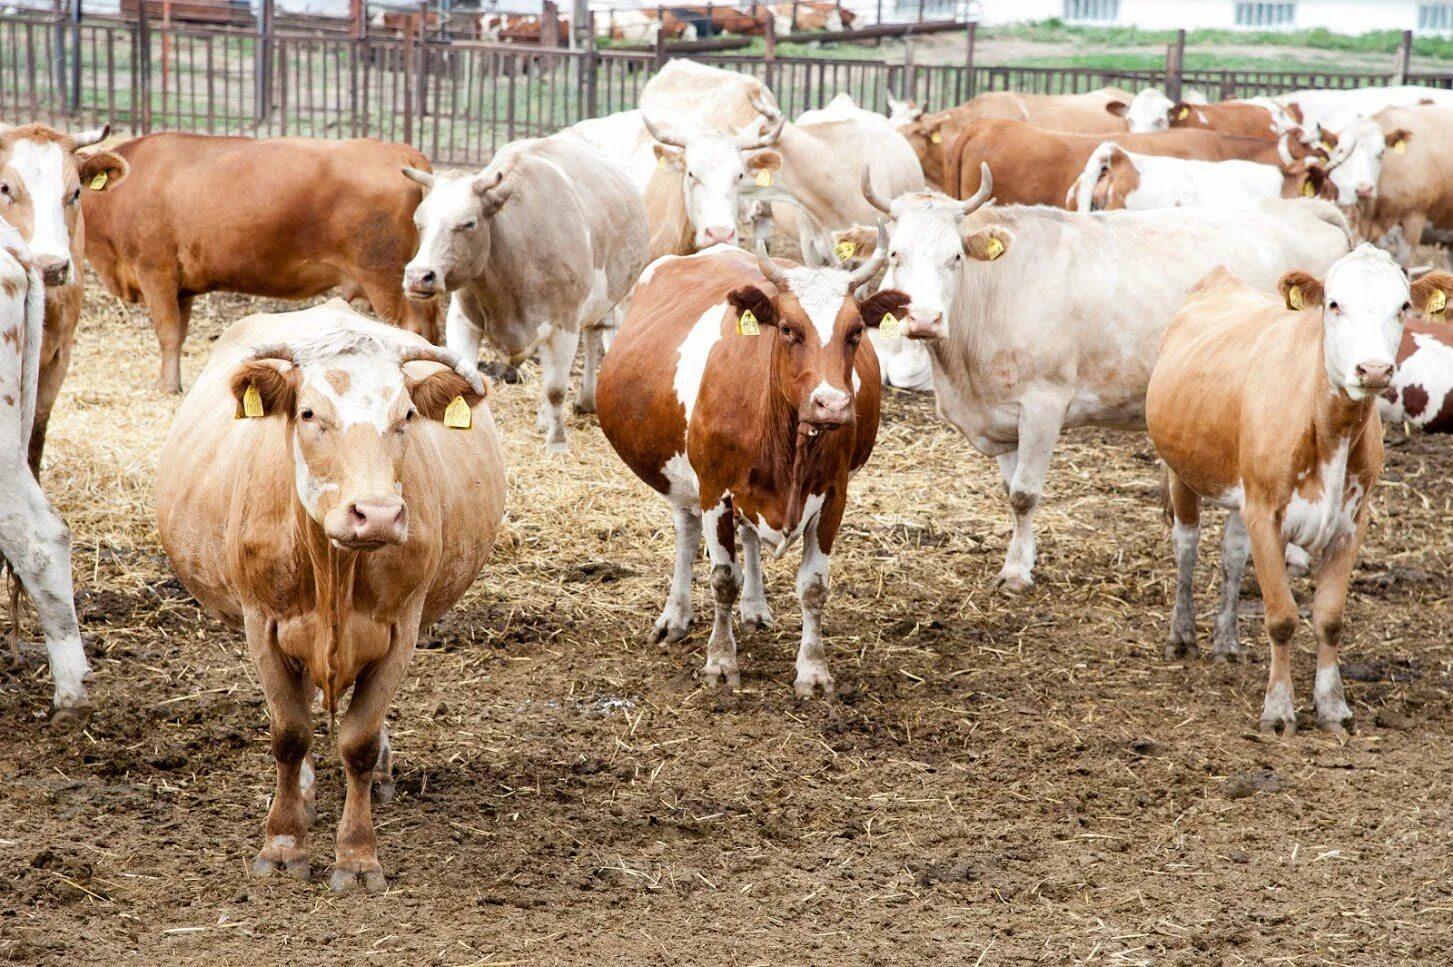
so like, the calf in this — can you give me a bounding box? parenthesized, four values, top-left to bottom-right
(596, 237, 906, 697)
(0, 122, 127, 467)
(1378, 318, 1453, 431)
(1071, 141, 1329, 212)
(1147, 247, 1453, 735)
(156, 305, 506, 890)
(0, 222, 88, 713)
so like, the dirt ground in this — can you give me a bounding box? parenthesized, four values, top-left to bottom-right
(2, 278, 1453, 966)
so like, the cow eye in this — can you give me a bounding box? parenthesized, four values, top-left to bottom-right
(457, 220, 477, 232)
(1328, 301, 1339, 312)
(779, 324, 793, 338)
(69, 187, 81, 205)
(1402, 301, 1412, 312)
(847, 327, 864, 346)
(299, 408, 315, 421)
(0, 184, 10, 202)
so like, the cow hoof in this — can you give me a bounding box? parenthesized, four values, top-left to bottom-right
(740, 612, 773, 634)
(545, 439, 570, 456)
(572, 399, 596, 415)
(699, 659, 740, 689)
(1211, 633, 1241, 663)
(250, 851, 310, 882)
(992, 571, 1033, 595)
(1163, 637, 1198, 661)
(649, 621, 688, 645)
(1258, 713, 1297, 738)
(329, 863, 387, 894)
(1318, 719, 1351, 742)
(48, 704, 89, 730)
(793, 667, 835, 700)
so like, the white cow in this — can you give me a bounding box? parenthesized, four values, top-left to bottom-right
(854, 172, 1352, 592)
(0, 222, 88, 713)
(1070, 141, 1327, 212)
(1278, 85, 1453, 140)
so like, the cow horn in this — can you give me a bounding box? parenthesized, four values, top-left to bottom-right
(861, 168, 893, 215)
(738, 110, 784, 150)
(1276, 132, 1297, 167)
(249, 344, 297, 364)
(398, 344, 487, 397)
(846, 220, 889, 290)
(642, 114, 687, 149)
(755, 240, 790, 289)
(68, 125, 109, 149)
(959, 162, 994, 215)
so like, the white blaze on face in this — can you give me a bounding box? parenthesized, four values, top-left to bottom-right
(677, 130, 750, 248)
(7, 138, 74, 271)
(407, 172, 487, 291)
(1125, 88, 1175, 133)
(1318, 244, 1410, 399)
(1325, 118, 1386, 207)
(880, 197, 964, 332)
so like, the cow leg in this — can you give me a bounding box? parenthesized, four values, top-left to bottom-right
(1310, 532, 1360, 737)
(993, 399, 1066, 593)
(1165, 471, 1201, 661)
(0, 471, 87, 712)
(1212, 509, 1251, 662)
(536, 324, 579, 454)
(652, 503, 700, 644)
(140, 275, 187, 394)
(372, 721, 395, 804)
(245, 613, 312, 881)
(738, 523, 773, 632)
(700, 496, 740, 688)
(575, 326, 602, 414)
(1245, 509, 1299, 736)
(443, 294, 484, 366)
(794, 511, 835, 699)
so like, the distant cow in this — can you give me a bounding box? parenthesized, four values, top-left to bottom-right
(402, 133, 648, 452)
(1379, 318, 1453, 431)
(1148, 247, 1453, 735)
(596, 238, 905, 697)
(0, 122, 127, 467)
(156, 304, 506, 891)
(1120, 89, 1282, 138)
(848, 176, 1350, 592)
(1333, 105, 1445, 255)
(1275, 85, 1453, 141)
(0, 221, 88, 713)
(83, 133, 439, 394)
(1070, 141, 1330, 212)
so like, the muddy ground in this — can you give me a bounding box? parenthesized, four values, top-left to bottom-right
(1, 282, 1452, 966)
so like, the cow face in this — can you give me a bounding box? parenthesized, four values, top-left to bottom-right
(1116, 88, 1173, 133)
(230, 332, 485, 551)
(1323, 118, 1408, 208)
(402, 167, 509, 298)
(1280, 244, 1453, 400)
(648, 117, 783, 250)
(0, 123, 125, 287)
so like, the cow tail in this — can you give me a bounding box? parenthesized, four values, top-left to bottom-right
(1158, 461, 1175, 527)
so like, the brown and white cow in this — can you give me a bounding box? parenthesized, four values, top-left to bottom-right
(846, 177, 1350, 592)
(83, 133, 439, 394)
(1378, 317, 1453, 432)
(1070, 141, 1330, 212)
(596, 237, 906, 697)
(1147, 246, 1453, 735)
(1120, 89, 1284, 138)
(0, 220, 88, 713)
(402, 132, 648, 452)
(887, 88, 1132, 191)
(0, 122, 127, 467)
(156, 304, 505, 891)
(1334, 105, 1450, 258)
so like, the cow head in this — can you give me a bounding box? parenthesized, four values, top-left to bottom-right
(735, 228, 906, 433)
(401, 164, 513, 298)
(1114, 88, 1174, 132)
(230, 331, 486, 550)
(0, 122, 126, 287)
(1070, 143, 1138, 212)
(885, 95, 923, 127)
(1322, 118, 1409, 208)
(644, 107, 784, 250)
(1279, 244, 1453, 400)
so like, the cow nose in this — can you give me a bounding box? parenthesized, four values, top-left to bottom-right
(346, 499, 408, 547)
(1356, 184, 1374, 199)
(1355, 361, 1394, 389)
(904, 311, 944, 340)
(703, 226, 736, 245)
(404, 267, 440, 297)
(34, 256, 70, 287)
(806, 387, 853, 427)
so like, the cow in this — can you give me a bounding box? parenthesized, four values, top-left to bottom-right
(0, 122, 127, 468)
(155, 303, 506, 891)
(0, 221, 89, 714)
(1379, 318, 1453, 432)
(402, 133, 649, 453)
(887, 88, 1132, 191)
(1147, 247, 1453, 735)
(1069, 141, 1330, 212)
(601, 8, 698, 42)
(845, 174, 1351, 592)
(1120, 89, 1283, 138)
(1274, 85, 1453, 143)
(1315, 115, 1415, 212)
(947, 119, 1315, 208)
(595, 237, 906, 697)
(770, 1, 851, 32)
(1328, 106, 1444, 255)
(83, 133, 439, 395)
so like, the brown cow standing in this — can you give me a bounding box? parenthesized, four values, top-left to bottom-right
(596, 240, 906, 697)
(0, 123, 128, 467)
(1147, 245, 1453, 736)
(83, 133, 440, 394)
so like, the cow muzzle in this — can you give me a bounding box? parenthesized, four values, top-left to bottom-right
(403, 266, 443, 300)
(326, 498, 409, 550)
(701, 225, 737, 246)
(34, 255, 72, 288)
(802, 387, 854, 432)
(1354, 360, 1394, 392)
(904, 311, 945, 340)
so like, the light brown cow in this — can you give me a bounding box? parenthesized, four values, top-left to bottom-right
(1119, 91, 1284, 138)
(0, 122, 127, 467)
(1343, 105, 1451, 255)
(948, 119, 1309, 207)
(888, 88, 1132, 190)
(83, 133, 439, 394)
(596, 238, 906, 697)
(1147, 245, 1453, 735)
(156, 304, 505, 891)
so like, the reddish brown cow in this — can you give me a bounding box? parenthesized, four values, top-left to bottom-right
(83, 133, 440, 394)
(1378, 317, 1453, 432)
(596, 239, 906, 697)
(1167, 100, 1283, 137)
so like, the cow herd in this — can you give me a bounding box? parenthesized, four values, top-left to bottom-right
(3, 61, 1453, 893)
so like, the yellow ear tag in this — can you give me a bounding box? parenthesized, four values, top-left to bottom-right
(755, 169, 773, 187)
(929, 130, 943, 144)
(1303, 179, 1316, 197)
(443, 395, 472, 430)
(834, 239, 857, 263)
(984, 236, 1004, 261)
(1428, 289, 1447, 320)
(1392, 138, 1407, 154)
(737, 308, 760, 336)
(657, 154, 668, 170)
(1321, 140, 1334, 151)
(1287, 285, 1304, 311)
(88, 171, 108, 191)
(1177, 106, 1189, 120)
(242, 383, 265, 419)
(879, 311, 903, 338)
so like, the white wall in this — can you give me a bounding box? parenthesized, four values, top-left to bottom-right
(972, 0, 1445, 34)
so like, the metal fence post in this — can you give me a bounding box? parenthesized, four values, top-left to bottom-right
(137, 0, 152, 132)
(403, 7, 417, 143)
(1165, 28, 1185, 102)
(653, 27, 667, 69)
(255, 0, 274, 123)
(51, 0, 67, 115)
(763, 16, 776, 91)
(414, 0, 429, 124)
(69, 0, 83, 115)
(584, 11, 599, 119)
(902, 36, 915, 100)
(1394, 29, 1412, 85)
(965, 19, 976, 100)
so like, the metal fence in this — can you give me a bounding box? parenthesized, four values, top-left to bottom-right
(5, 12, 1453, 168)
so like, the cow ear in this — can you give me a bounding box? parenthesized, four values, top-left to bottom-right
(1299, 162, 1328, 198)
(653, 142, 684, 171)
(79, 150, 129, 191)
(727, 286, 776, 329)
(858, 289, 910, 329)
(407, 367, 486, 421)
(831, 224, 878, 261)
(1104, 100, 1128, 118)
(1318, 127, 1339, 151)
(230, 360, 298, 419)
(746, 150, 782, 174)
(1385, 128, 1412, 153)
(963, 227, 1011, 262)
(1410, 271, 1453, 316)
(1278, 271, 1324, 312)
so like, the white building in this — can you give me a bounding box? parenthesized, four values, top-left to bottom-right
(967, 0, 1453, 34)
